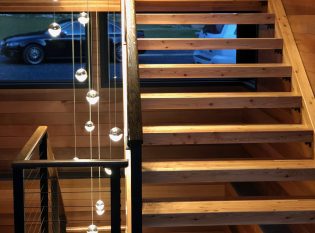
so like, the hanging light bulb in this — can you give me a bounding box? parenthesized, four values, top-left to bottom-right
(73, 156, 79, 161)
(75, 68, 88, 82)
(104, 168, 112, 176)
(78, 12, 89, 25)
(95, 199, 105, 210)
(109, 127, 123, 142)
(87, 224, 98, 233)
(86, 90, 99, 105)
(95, 200, 105, 215)
(48, 22, 61, 37)
(85, 121, 95, 132)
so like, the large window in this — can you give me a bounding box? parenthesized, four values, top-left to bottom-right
(0, 13, 88, 88)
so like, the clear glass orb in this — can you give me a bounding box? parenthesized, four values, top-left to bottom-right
(109, 127, 123, 142)
(113, 76, 117, 79)
(73, 156, 79, 161)
(75, 68, 88, 82)
(104, 168, 112, 176)
(85, 121, 95, 132)
(86, 90, 99, 105)
(78, 12, 89, 25)
(95, 200, 105, 211)
(87, 224, 98, 233)
(96, 209, 105, 216)
(48, 22, 61, 37)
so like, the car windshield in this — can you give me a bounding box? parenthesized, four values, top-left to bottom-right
(62, 22, 84, 36)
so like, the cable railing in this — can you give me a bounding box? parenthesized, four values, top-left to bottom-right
(121, 0, 143, 232)
(12, 126, 128, 233)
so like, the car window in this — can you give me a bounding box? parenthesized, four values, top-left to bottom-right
(63, 22, 84, 36)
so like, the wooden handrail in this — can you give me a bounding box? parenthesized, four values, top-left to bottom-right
(124, 0, 143, 142)
(15, 125, 48, 161)
(121, 0, 143, 233)
(269, 0, 315, 156)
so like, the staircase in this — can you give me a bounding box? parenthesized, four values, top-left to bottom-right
(133, 0, 315, 232)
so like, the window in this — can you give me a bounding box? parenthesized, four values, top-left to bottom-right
(0, 13, 89, 88)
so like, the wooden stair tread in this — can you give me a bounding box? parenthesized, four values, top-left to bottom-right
(141, 92, 301, 109)
(136, 13, 274, 24)
(143, 199, 315, 226)
(143, 124, 311, 134)
(138, 38, 283, 50)
(136, 12, 275, 21)
(139, 63, 292, 79)
(143, 159, 315, 171)
(143, 124, 313, 145)
(142, 160, 315, 183)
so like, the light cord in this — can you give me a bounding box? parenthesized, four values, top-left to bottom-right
(71, 12, 78, 159)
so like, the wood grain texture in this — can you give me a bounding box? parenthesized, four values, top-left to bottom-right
(136, 13, 274, 25)
(142, 159, 315, 183)
(141, 92, 301, 109)
(137, 38, 283, 50)
(143, 124, 313, 145)
(139, 64, 292, 79)
(143, 199, 315, 226)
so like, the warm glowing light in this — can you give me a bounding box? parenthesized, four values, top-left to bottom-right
(86, 90, 99, 105)
(87, 224, 98, 233)
(109, 127, 123, 142)
(85, 121, 95, 132)
(104, 168, 112, 176)
(75, 68, 88, 82)
(78, 12, 89, 25)
(48, 22, 61, 37)
(73, 156, 79, 161)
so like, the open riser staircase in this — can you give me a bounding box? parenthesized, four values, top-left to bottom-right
(133, 0, 315, 233)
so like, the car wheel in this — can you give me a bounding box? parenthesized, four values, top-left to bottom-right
(115, 44, 122, 63)
(23, 44, 44, 65)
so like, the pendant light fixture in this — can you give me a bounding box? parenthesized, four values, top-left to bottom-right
(85, 120, 95, 132)
(109, 12, 123, 143)
(75, 68, 88, 82)
(86, 89, 100, 105)
(79, 12, 90, 26)
(48, 0, 61, 37)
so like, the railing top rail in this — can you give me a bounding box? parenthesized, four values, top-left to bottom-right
(12, 159, 129, 169)
(122, 0, 143, 142)
(15, 125, 48, 161)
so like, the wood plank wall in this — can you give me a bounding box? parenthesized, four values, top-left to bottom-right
(282, 0, 315, 94)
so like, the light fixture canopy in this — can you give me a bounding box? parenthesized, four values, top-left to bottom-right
(87, 224, 98, 233)
(85, 121, 95, 132)
(109, 127, 123, 142)
(86, 90, 100, 105)
(75, 68, 88, 82)
(48, 22, 61, 37)
(78, 12, 90, 25)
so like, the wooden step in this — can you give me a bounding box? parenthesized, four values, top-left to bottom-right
(141, 92, 301, 110)
(143, 199, 315, 227)
(143, 159, 315, 183)
(138, 38, 283, 50)
(139, 64, 292, 79)
(136, 1, 268, 13)
(143, 124, 313, 145)
(137, 13, 274, 25)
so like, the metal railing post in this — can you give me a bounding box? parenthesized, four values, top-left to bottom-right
(111, 168, 121, 233)
(13, 167, 25, 233)
(39, 133, 49, 233)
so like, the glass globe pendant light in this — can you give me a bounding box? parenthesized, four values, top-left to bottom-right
(95, 200, 105, 216)
(87, 224, 98, 233)
(104, 168, 112, 176)
(75, 68, 88, 82)
(48, 22, 61, 37)
(109, 127, 123, 142)
(85, 121, 95, 132)
(78, 12, 90, 26)
(86, 90, 99, 105)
